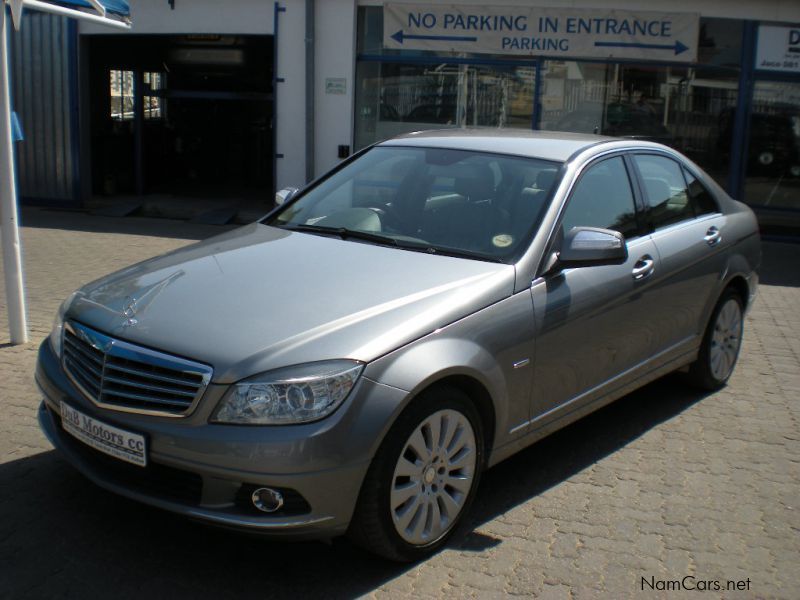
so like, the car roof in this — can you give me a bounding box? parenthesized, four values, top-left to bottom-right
(378, 128, 618, 162)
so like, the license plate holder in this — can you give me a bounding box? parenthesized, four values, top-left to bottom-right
(60, 401, 147, 467)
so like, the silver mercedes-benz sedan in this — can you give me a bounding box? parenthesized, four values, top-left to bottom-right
(36, 130, 760, 561)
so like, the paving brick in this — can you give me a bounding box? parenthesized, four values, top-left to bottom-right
(0, 209, 798, 598)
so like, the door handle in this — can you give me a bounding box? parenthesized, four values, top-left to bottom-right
(632, 256, 655, 280)
(704, 226, 722, 246)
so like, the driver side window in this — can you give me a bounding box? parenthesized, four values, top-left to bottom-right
(560, 156, 639, 239)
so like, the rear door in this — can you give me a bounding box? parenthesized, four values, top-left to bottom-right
(629, 153, 728, 351)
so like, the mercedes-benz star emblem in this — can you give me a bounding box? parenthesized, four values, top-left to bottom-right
(122, 297, 138, 328)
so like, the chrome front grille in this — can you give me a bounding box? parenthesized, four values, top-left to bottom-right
(62, 321, 213, 416)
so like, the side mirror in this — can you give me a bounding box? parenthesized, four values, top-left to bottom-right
(558, 226, 627, 268)
(275, 187, 298, 206)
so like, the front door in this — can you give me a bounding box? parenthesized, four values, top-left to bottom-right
(529, 155, 661, 424)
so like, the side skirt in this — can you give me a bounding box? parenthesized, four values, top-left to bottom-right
(487, 344, 698, 468)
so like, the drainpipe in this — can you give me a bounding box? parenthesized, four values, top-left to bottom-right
(305, 0, 314, 183)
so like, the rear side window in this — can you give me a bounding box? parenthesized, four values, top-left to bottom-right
(633, 154, 693, 229)
(683, 167, 719, 216)
(560, 156, 639, 239)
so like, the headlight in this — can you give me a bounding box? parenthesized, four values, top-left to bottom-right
(211, 360, 363, 425)
(49, 293, 78, 358)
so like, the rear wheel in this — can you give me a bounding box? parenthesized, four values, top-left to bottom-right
(348, 386, 484, 561)
(687, 289, 744, 390)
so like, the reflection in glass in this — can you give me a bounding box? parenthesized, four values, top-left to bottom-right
(539, 60, 739, 190)
(742, 81, 800, 228)
(355, 62, 535, 149)
(271, 146, 560, 262)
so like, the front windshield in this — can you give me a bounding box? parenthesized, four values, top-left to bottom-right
(268, 145, 561, 262)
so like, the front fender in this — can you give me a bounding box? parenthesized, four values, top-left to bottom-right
(364, 338, 507, 453)
(363, 291, 536, 459)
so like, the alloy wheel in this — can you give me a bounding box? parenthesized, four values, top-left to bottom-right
(709, 298, 743, 381)
(390, 408, 477, 545)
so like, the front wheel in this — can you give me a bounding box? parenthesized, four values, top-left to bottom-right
(348, 387, 484, 561)
(686, 289, 744, 390)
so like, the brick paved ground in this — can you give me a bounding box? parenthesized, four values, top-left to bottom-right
(1, 207, 798, 599)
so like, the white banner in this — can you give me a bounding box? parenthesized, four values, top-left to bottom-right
(756, 25, 800, 73)
(384, 4, 699, 63)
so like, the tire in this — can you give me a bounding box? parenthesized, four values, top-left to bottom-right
(348, 386, 484, 561)
(686, 289, 744, 390)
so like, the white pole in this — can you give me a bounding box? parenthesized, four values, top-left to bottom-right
(0, 5, 27, 344)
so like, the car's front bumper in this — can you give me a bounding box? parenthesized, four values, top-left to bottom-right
(35, 340, 406, 539)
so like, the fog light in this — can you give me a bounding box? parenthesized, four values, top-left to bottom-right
(251, 487, 284, 513)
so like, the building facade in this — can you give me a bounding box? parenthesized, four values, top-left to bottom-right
(9, 0, 800, 234)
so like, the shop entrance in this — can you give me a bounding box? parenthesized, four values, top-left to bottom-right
(86, 34, 273, 217)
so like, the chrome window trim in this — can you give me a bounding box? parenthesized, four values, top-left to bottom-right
(646, 211, 724, 238)
(532, 143, 725, 279)
(534, 146, 640, 278)
(62, 320, 213, 418)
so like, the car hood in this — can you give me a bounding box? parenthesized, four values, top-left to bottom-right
(68, 223, 515, 383)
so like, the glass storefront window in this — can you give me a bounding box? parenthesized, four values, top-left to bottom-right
(539, 60, 739, 189)
(143, 71, 165, 121)
(354, 6, 800, 235)
(109, 69, 134, 121)
(355, 61, 536, 149)
(742, 81, 800, 227)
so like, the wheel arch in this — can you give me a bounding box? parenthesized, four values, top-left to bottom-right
(366, 369, 500, 470)
(363, 337, 509, 467)
(697, 272, 750, 338)
(418, 374, 496, 467)
(724, 274, 750, 309)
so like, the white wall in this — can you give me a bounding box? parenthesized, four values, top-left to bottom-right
(276, 0, 308, 189)
(80, 0, 275, 35)
(314, 0, 357, 177)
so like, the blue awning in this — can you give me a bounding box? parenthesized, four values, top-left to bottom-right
(52, 0, 130, 17)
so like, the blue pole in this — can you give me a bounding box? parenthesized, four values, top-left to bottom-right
(727, 21, 757, 199)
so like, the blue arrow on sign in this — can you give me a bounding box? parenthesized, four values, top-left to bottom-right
(594, 40, 689, 55)
(391, 30, 478, 44)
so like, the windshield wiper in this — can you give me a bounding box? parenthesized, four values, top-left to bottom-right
(283, 224, 400, 247)
(385, 237, 504, 263)
(283, 223, 504, 263)
(409, 245, 505, 263)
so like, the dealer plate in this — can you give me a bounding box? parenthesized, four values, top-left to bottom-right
(60, 401, 147, 467)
